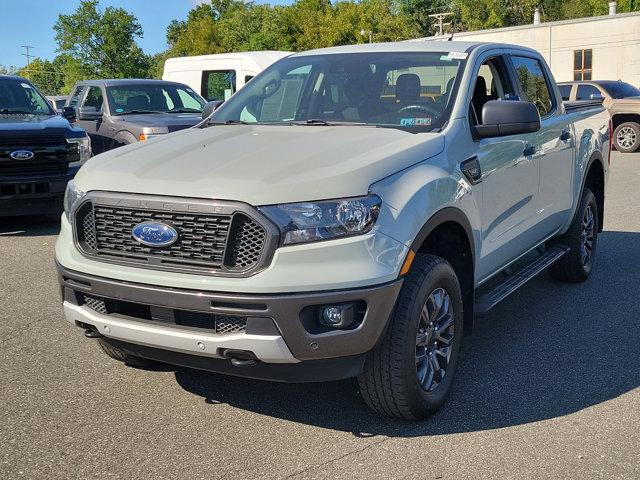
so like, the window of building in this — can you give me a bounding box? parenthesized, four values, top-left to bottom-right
(576, 84, 602, 101)
(573, 49, 592, 81)
(511, 55, 554, 117)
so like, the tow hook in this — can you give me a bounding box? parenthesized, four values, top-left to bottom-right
(221, 349, 258, 367)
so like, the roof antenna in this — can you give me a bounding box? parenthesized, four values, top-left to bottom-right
(447, 31, 454, 41)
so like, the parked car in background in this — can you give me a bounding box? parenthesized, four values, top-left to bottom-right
(65, 79, 207, 154)
(0, 75, 90, 216)
(57, 42, 610, 420)
(162, 51, 290, 102)
(559, 80, 640, 152)
(46, 95, 68, 113)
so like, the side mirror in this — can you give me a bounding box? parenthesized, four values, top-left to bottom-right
(590, 93, 605, 102)
(475, 100, 541, 138)
(62, 106, 77, 123)
(201, 100, 223, 120)
(78, 106, 102, 121)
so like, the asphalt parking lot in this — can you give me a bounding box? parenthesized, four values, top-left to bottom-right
(1, 152, 639, 480)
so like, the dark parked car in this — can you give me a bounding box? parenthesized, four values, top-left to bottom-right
(65, 79, 207, 154)
(0, 75, 90, 217)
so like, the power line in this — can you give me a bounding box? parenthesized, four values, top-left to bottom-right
(21, 45, 35, 78)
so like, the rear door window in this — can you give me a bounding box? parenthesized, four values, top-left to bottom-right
(558, 84, 572, 101)
(202, 70, 237, 101)
(511, 55, 555, 117)
(576, 84, 602, 101)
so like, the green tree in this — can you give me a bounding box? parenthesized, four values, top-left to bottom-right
(54, 0, 150, 79)
(17, 58, 64, 95)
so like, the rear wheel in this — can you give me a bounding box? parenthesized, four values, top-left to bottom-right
(613, 122, 640, 153)
(98, 339, 155, 368)
(358, 254, 463, 420)
(548, 188, 598, 282)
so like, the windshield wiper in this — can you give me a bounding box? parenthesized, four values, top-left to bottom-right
(208, 119, 251, 126)
(291, 119, 333, 126)
(0, 108, 37, 115)
(170, 108, 201, 113)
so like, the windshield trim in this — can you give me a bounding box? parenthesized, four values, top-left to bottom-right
(210, 51, 466, 133)
(105, 83, 205, 116)
(0, 78, 55, 116)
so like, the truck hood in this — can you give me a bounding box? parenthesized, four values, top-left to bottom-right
(114, 112, 202, 132)
(0, 113, 73, 132)
(75, 124, 444, 205)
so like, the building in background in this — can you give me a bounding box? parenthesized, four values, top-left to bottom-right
(411, 5, 640, 86)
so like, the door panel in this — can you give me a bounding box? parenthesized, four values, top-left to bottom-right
(476, 133, 540, 280)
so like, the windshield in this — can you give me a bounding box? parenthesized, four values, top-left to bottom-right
(0, 78, 54, 115)
(211, 52, 465, 131)
(106, 83, 206, 115)
(599, 81, 640, 99)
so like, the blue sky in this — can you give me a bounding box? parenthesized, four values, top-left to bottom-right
(0, 0, 288, 68)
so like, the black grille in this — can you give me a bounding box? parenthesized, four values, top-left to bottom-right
(76, 201, 268, 274)
(79, 293, 247, 334)
(80, 294, 108, 315)
(0, 134, 67, 147)
(0, 159, 70, 176)
(0, 134, 73, 177)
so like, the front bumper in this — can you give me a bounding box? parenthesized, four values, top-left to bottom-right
(58, 263, 402, 381)
(0, 167, 79, 216)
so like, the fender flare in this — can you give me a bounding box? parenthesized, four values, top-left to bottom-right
(576, 151, 606, 232)
(408, 206, 476, 267)
(113, 130, 137, 146)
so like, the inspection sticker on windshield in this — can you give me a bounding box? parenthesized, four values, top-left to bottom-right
(445, 51, 468, 60)
(400, 117, 432, 127)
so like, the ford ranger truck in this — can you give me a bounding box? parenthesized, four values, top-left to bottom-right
(56, 42, 610, 421)
(1, 75, 91, 216)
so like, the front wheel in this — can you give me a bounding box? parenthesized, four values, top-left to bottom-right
(613, 122, 640, 153)
(358, 254, 464, 420)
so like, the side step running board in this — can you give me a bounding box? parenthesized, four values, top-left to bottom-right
(475, 245, 569, 314)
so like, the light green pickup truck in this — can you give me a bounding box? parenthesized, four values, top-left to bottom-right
(56, 41, 610, 420)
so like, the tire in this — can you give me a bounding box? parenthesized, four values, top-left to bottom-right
(613, 122, 640, 153)
(98, 339, 154, 368)
(548, 188, 598, 283)
(358, 254, 464, 420)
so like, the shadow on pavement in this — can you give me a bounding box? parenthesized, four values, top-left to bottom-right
(174, 230, 640, 436)
(0, 215, 61, 237)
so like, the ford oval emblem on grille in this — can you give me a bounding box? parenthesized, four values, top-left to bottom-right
(10, 150, 35, 160)
(131, 222, 179, 247)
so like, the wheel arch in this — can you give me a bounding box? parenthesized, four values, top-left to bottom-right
(408, 207, 475, 334)
(611, 112, 640, 130)
(581, 153, 606, 232)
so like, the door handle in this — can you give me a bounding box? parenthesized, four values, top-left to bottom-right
(523, 145, 536, 157)
(560, 130, 571, 141)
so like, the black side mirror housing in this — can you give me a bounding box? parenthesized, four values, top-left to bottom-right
(62, 106, 77, 123)
(78, 106, 102, 121)
(201, 100, 224, 120)
(475, 100, 541, 138)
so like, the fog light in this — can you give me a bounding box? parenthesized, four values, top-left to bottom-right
(320, 304, 355, 329)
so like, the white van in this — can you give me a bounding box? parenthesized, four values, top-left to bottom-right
(162, 51, 290, 102)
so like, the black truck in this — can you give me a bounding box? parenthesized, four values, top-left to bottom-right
(1, 75, 91, 217)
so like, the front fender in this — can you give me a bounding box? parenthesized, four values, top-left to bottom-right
(370, 153, 482, 269)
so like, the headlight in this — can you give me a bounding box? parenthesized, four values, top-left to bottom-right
(260, 195, 381, 245)
(63, 179, 85, 221)
(66, 135, 92, 162)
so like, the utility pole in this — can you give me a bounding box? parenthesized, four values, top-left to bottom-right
(428, 12, 453, 36)
(21, 45, 35, 78)
(360, 29, 373, 43)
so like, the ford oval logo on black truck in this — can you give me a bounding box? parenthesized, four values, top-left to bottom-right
(10, 150, 35, 160)
(131, 222, 178, 247)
